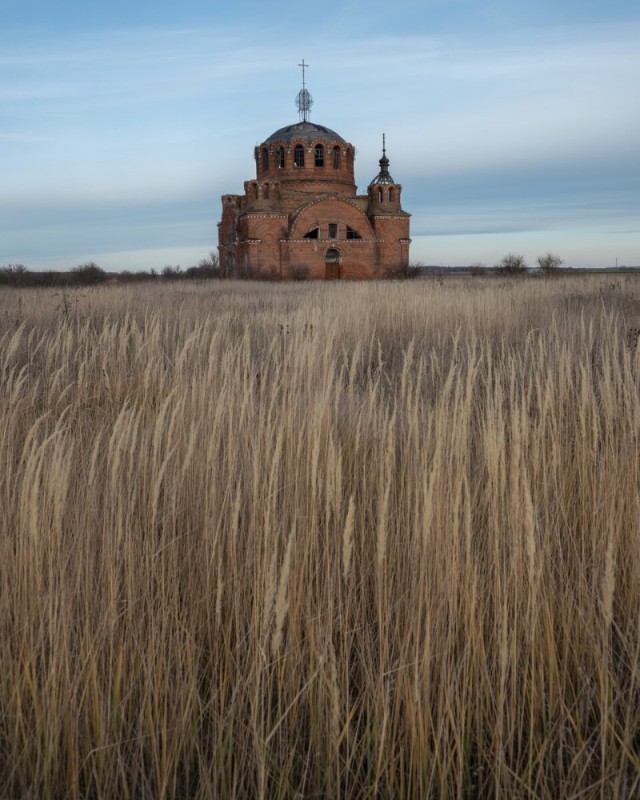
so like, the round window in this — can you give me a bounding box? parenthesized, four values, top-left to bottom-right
(325, 248, 340, 263)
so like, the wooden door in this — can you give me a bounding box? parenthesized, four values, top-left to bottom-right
(325, 262, 341, 280)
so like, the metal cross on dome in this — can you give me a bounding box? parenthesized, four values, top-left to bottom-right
(296, 59, 313, 122)
(299, 59, 309, 89)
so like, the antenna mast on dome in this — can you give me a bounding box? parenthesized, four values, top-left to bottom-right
(296, 59, 313, 122)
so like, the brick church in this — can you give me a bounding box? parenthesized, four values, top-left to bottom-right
(218, 66, 410, 279)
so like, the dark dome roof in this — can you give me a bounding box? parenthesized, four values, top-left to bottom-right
(263, 121, 347, 145)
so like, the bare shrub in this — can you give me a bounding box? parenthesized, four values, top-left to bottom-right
(70, 262, 107, 285)
(496, 252, 527, 275)
(384, 263, 419, 279)
(537, 251, 564, 274)
(183, 251, 221, 279)
(162, 265, 182, 279)
(289, 264, 310, 281)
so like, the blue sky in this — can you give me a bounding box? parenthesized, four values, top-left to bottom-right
(2, 0, 639, 270)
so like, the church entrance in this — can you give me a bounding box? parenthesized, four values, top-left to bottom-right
(325, 248, 341, 279)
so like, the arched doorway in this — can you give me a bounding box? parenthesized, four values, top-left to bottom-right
(325, 248, 341, 280)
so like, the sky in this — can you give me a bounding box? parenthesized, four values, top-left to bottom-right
(1, 0, 639, 271)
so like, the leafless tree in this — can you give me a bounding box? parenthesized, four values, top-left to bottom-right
(537, 252, 563, 274)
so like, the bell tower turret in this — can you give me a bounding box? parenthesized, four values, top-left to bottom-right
(367, 134, 403, 213)
(366, 134, 411, 275)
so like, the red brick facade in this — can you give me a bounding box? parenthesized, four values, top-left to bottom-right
(218, 121, 410, 279)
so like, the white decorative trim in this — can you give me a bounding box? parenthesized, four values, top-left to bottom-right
(243, 214, 288, 219)
(283, 239, 382, 245)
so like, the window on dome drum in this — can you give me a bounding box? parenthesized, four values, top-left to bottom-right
(262, 148, 269, 171)
(277, 147, 285, 168)
(294, 144, 305, 167)
(378, 187, 383, 203)
(304, 227, 319, 239)
(328, 223, 338, 239)
(315, 144, 324, 167)
(388, 187, 394, 202)
(346, 226, 361, 240)
(332, 147, 341, 169)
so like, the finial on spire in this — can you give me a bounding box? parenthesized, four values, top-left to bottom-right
(296, 60, 313, 122)
(379, 134, 390, 174)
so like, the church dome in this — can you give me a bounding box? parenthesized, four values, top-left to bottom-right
(264, 121, 347, 145)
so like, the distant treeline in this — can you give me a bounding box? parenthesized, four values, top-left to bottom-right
(0, 254, 222, 288)
(3, 255, 638, 288)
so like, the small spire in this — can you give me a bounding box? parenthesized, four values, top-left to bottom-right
(378, 134, 390, 176)
(368, 133, 395, 187)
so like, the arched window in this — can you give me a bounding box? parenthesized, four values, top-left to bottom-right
(378, 187, 383, 203)
(262, 148, 269, 172)
(325, 248, 340, 263)
(263, 183, 269, 200)
(294, 144, 305, 167)
(277, 147, 285, 168)
(346, 148, 353, 166)
(315, 144, 324, 167)
(388, 187, 394, 203)
(332, 146, 341, 169)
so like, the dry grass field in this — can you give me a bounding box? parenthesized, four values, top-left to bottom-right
(1, 276, 640, 799)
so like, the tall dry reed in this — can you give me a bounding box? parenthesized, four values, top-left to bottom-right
(1, 276, 639, 798)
